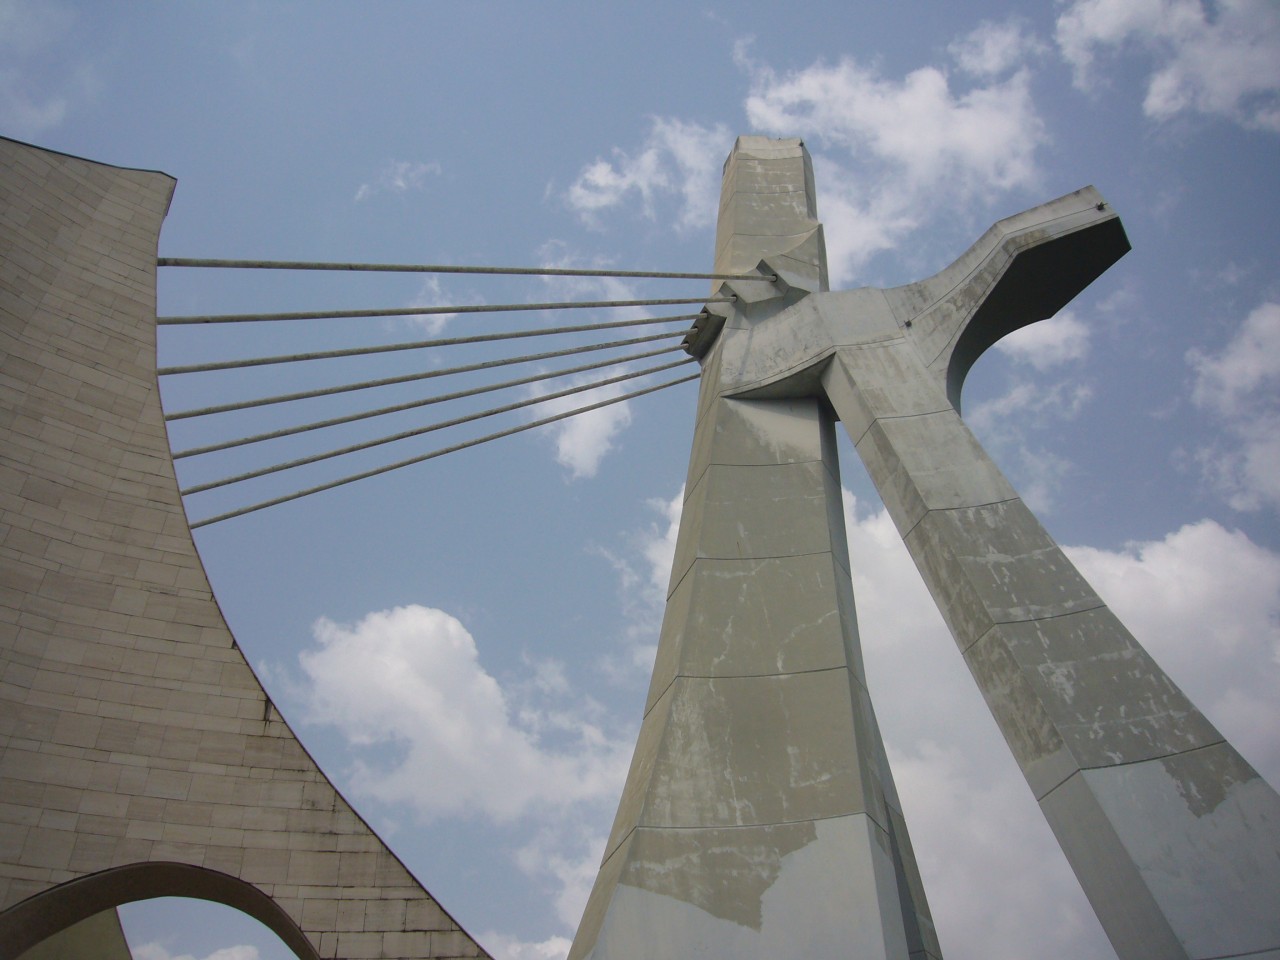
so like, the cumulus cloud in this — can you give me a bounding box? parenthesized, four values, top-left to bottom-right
(0, 0, 84, 137)
(479, 931, 574, 960)
(132, 946, 259, 960)
(402, 275, 484, 335)
(565, 117, 733, 231)
(354, 159, 442, 201)
(514, 828, 608, 932)
(296, 605, 632, 821)
(993, 310, 1091, 369)
(1056, 0, 1280, 130)
(737, 33, 1046, 285)
(961, 309, 1095, 511)
(514, 250, 681, 479)
(294, 484, 1279, 959)
(949, 19, 1049, 78)
(592, 485, 683, 681)
(1187, 301, 1280, 510)
(964, 374, 1094, 512)
(1189, 301, 1280, 415)
(741, 42, 1044, 192)
(526, 371, 634, 480)
(567, 22, 1048, 286)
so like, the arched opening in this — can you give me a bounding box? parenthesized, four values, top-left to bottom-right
(945, 216, 1130, 412)
(120, 898, 299, 960)
(0, 863, 318, 960)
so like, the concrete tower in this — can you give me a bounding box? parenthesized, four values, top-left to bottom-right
(0, 138, 488, 958)
(570, 137, 1280, 959)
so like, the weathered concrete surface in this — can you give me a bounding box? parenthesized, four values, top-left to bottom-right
(0, 137, 488, 959)
(581, 134, 1280, 959)
(687, 150, 1280, 958)
(571, 137, 940, 960)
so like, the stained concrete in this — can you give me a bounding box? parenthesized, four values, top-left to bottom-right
(0, 137, 487, 959)
(577, 135, 1280, 960)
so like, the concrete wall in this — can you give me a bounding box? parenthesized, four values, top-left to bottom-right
(0, 137, 487, 959)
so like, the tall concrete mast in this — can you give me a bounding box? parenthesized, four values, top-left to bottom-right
(570, 138, 940, 960)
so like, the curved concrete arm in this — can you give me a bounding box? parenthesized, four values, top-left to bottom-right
(702, 187, 1129, 410)
(882, 185, 1130, 410)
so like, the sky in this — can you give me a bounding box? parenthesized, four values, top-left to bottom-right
(3, 1, 1279, 958)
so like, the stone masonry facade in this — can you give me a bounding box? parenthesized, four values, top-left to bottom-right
(0, 137, 488, 959)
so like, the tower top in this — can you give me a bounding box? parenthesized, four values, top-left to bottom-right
(714, 136, 826, 294)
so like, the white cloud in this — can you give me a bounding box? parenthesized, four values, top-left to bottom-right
(966, 380, 1093, 435)
(354, 159, 442, 201)
(514, 828, 607, 931)
(512, 250, 672, 479)
(527, 373, 634, 480)
(0, 0, 82, 137)
(531, 244, 650, 319)
(1194, 423, 1280, 512)
(1056, 0, 1280, 130)
(592, 485, 682, 682)
(1189, 301, 1280, 415)
(964, 311, 1094, 512)
(739, 45, 1046, 285)
(403, 275, 477, 335)
(949, 19, 1049, 78)
(886, 740, 1111, 958)
(1187, 301, 1280, 510)
(639, 487, 682, 600)
(296, 605, 632, 821)
(742, 54, 1044, 195)
(132, 945, 260, 960)
(297, 486, 1280, 959)
(565, 118, 733, 232)
(565, 32, 1049, 287)
(479, 931, 573, 960)
(994, 310, 1091, 369)
(964, 376, 1094, 511)
(397, 274, 487, 337)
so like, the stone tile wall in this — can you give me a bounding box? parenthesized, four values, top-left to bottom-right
(0, 136, 487, 960)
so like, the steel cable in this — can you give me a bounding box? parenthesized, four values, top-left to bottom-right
(158, 257, 775, 283)
(158, 313, 699, 375)
(181, 357, 694, 495)
(187, 372, 698, 529)
(172, 343, 684, 458)
(163, 329, 686, 420)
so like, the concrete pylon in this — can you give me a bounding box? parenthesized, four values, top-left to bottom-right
(570, 138, 941, 960)
(572, 136, 1280, 960)
(0, 138, 488, 958)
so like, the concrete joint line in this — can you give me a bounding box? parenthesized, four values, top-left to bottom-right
(956, 599, 1112, 656)
(1036, 736, 1231, 800)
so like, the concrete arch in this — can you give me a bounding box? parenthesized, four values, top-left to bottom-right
(0, 138, 488, 959)
(3, 862, 319, 960)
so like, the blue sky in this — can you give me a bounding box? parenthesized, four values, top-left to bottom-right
(4, 2, 1279, 958)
